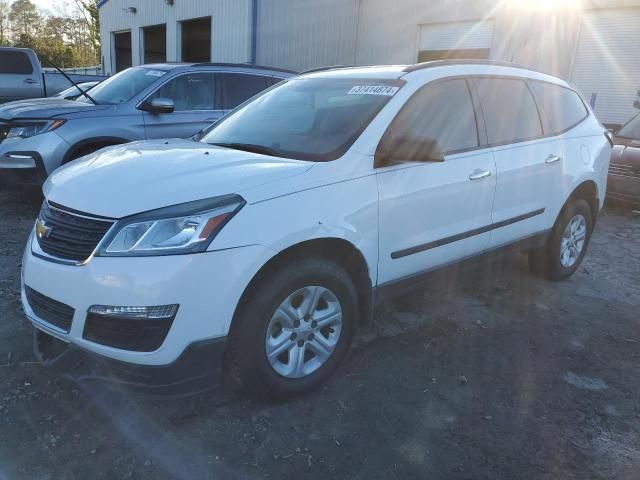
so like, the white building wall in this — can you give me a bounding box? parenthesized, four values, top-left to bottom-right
(255, 0, 359, 71)
(99, 0, 252, 75)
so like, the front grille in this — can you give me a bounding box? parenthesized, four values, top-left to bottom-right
(36, 202, 114, 263)
(609, 163, 640, 180)
(25, 286, 75, 333)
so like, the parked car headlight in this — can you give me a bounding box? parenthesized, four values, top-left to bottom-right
(6, 120, 66, 139)
(96, 195, 245, 257)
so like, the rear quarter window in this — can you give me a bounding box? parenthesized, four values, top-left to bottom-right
(0, 51, 34, 74)
(529, 81, 588, 135)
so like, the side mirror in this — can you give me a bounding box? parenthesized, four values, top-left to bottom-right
(141, 97, 175, 114)
(633, 99, 640, 110)
(377, 135, 445, 166)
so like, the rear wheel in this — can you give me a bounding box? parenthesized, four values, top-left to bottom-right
(227, 257, 358, 399)
(528, 198, 593, 280)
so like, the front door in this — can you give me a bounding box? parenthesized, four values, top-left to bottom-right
(142, 72, 224, 139)
(0, 50, 42, 102)
(376, 78, 496, 285)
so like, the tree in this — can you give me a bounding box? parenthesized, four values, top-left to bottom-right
(0, 0, 10, 45)
(8, 0, 39, 38)
(74, 0, 100, 59)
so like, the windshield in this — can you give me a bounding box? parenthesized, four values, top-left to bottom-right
(200, 78, 404, 161)
(77, 67, 167, 105)
(617, 113, 640, 140)
(56, 83, 97, 99)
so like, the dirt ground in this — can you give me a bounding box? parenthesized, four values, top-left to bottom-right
(0, 187, 639, 480)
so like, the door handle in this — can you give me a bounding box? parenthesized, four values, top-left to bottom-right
(545, 154, 562, 164)
(23, 79, 37, 84)
(469, 170, 492, 181)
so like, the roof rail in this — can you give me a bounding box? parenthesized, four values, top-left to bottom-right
(299, 65, 352, 75)
(403, 59, 546, 74)
(192, 62, 297, 74)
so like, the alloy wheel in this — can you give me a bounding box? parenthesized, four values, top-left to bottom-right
(265, 286, 343, 379)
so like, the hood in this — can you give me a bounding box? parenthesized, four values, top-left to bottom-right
(0, 98, 108, 121)
(611, 142, 640, 167)
(44, 139, 314, 218)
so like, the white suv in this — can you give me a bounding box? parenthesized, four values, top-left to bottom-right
(22, 61, 611, 397)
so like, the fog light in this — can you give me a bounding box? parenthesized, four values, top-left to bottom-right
(84, 304, 179, 352)
(88, 304, 178, 319)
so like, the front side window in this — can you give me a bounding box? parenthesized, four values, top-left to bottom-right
(530, 81, 588, 135)
(617, 114, 640, 140)
(218, 73, 272, 110)
(150, 73, 215, 111)
(78, 67, 167, 105)
(0, 51, 33, 74)
(475, 78, 542, 145)
(201, 78, 403, 161)
(381, 78, 479, 156)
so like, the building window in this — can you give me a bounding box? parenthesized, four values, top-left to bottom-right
(142, 24, 167, 63)
(180, 17, 211, 63)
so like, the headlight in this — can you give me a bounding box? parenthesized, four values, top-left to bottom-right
(96, 195, 245, 257)
(7, 120, 65, 139)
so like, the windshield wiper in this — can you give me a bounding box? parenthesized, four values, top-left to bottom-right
(209, 142, 279, 157)
(40, 54, 99, 105)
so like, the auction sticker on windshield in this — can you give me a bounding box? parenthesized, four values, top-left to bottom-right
(348, 85, 399, 96)
(145, 70, 166, 77)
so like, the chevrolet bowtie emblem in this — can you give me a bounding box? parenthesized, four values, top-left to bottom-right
(35, 219, 52, 239)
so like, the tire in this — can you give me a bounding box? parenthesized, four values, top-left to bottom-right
(528, 198, 593, 281)
(227, 257, 358, 399)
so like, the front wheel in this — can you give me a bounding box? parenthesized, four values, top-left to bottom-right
(227, 257, 358, 399)
(528, 198, 593, 280)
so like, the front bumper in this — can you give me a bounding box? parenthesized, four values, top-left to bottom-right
(22, 230, 275, 366)
(33, 328, 227, 395)
(0, 131, 69, 184)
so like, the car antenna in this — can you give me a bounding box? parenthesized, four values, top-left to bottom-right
(39, 54, 99, 105)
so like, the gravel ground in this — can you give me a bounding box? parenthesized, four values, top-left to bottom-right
(0, 187, 639, 480)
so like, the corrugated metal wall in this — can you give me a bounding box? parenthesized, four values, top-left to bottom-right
(355, 0, 497, 65)
(99, 0, 252, 75)
(255, 0, 359, 71)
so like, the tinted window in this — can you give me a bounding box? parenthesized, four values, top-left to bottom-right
(475, 78, 542, 145)
(150, 73, 215, 111)
(201, 78, 401, 162)
(0, 51, 33, 74)
(219, 73, 269, 110)
(530, 81, 588, 134)
(385, 79, 479, 154)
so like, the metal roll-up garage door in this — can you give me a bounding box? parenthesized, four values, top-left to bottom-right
(418, 20, 494, 62)
(571, 8, 640, 128)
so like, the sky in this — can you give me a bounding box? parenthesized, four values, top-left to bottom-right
(31, 0, 71, 15)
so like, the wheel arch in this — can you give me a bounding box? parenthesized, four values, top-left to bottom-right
(230, 237, 374, 338)
(62, 136, 131, 164)
(565, 179, 599, 225)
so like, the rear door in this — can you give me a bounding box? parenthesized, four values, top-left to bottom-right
(474, 77, 561, 248)
(216, 73, 277, 115)
(0, 50, 42, 103)
(142, 72, 221, 139)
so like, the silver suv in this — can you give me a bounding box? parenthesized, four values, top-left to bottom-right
(0, 63, 294, 185)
